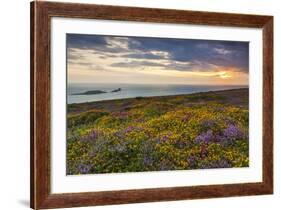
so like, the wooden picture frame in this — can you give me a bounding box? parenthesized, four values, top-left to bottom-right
(31, 1, 273, 209)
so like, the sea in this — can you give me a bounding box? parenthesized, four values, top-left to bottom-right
(67, 83, 248, 104)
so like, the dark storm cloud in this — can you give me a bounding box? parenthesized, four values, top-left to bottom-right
(127, 37, 249, 72)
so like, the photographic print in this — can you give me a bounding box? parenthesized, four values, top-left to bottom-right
(66, 34, 249, 175)
(31, 2, 273, 208)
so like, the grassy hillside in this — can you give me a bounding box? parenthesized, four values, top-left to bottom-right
(67, 88, 249, 175)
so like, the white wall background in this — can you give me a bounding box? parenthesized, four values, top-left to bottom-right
(0, 0, 279, 209)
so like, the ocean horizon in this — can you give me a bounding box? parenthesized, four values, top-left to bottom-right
(67, 83, 248, 104)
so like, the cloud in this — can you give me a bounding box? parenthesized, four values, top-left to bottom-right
(67, 34, 131, 54)
(99, 55, 118, 59)
(67, 34, 107, 49)
(67, 34, 249, 75)
(126, 37, 249, 71)
(166, 60, 218, 72)
(111, 61, 165, 68)
(110, 59, 221, 73)
(121, 52, 166, 60)
(213, 48, 232, 55)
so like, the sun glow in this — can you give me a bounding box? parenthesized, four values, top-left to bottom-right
(218, 71, 232, 79)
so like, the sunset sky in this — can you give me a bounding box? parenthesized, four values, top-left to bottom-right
(67, 34, 249, 85)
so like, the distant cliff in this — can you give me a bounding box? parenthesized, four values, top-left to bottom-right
(111, 88, 121, 93)
(73, 88, 122, 95)
(72, 90, 107, 95)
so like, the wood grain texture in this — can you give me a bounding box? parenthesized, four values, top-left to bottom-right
(262, 17, 274, 193)
(30, 1, 273, 209)
(30, 2, 34, 208)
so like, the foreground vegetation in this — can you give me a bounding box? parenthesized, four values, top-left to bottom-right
(67, 88, 249, 175)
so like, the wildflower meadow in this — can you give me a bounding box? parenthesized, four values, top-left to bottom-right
(67, 88, 249, 175)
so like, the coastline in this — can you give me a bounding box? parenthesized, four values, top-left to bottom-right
(68, 88, 249, 115)
(68, 87, 248, 105)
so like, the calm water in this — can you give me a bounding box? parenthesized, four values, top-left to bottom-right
(67, 83, 247, 104)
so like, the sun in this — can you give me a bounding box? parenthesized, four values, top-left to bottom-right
(218, 71, 232, 79)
